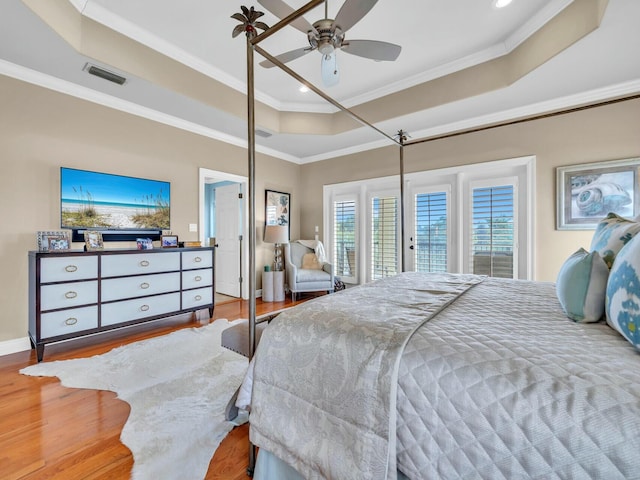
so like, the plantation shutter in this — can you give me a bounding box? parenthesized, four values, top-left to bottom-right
(371, 196, 398, 280)
(470, 184, 515, 278)
(414, 191, 448, 272)
(333, 200, 357, 280)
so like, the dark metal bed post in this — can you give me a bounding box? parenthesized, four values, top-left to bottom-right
(234, 1, 402, 475)
(245, 26, 259, 479)
(398, 131, 407, 272)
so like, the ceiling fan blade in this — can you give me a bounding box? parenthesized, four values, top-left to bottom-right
(333, 0, 378, 32)
(259, 47, 314, 68)
(257, 0, 317, 34)
(341, 39, 401, 61)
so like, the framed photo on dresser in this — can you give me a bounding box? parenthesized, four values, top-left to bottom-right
(37, 230, 70, 252)
(84, 231, 104, 251)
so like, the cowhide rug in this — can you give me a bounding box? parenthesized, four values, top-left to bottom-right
(21, 319, 248, 480)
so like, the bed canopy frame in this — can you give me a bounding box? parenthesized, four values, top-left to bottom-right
(232, 0, 407, 363)
(231, 1, 640, 474)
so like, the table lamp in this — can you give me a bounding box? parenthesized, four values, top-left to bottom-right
(264, 225, 289, 271)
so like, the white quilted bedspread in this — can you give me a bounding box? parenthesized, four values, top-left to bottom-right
(396, 277, 640, 479)
(250, 273, 481, 480)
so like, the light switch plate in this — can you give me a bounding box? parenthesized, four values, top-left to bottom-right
(189, 223, 198, 232)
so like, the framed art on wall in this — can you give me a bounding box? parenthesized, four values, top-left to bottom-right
(557, 157, 640, 230)
(265, 189, 290, 234)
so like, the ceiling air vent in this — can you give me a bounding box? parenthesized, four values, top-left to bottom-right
(255, 129, 272, 138)
(83, 63, 127, 85)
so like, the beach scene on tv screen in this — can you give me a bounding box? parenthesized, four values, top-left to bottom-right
(61, 168, 170, 230)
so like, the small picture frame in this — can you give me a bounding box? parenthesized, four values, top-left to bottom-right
(265, 189, 291, 239)
(161, 235, 179, 248)
(47, 236, 70, 252)
(37, 230, 70, 252)
(136, 238, 154, 250)
(84, 231, 104, 251)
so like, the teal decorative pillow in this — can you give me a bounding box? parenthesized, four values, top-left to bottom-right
(590, 213, 640, 268)
(606, 234, 640, 350)
(556, 248, 609, 323)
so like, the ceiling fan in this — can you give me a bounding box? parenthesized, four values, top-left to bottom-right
(257, 0, 401, 86)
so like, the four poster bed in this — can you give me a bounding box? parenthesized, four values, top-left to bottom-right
(231, 2, 640, 479)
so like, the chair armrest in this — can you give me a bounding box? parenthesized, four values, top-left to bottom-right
(322, 262, 334, 277)
(286, 260, 298, 286)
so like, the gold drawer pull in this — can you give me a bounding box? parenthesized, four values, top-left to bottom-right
(140, 304, 150, 312)
(139, 260, 150, 267)
(65, 317, 78, 326)
(194, 257, 202, 263)
(140, 282, 150, 289)
(194, 276, 202, 282)
(65, 265, 78, 272)
(65, 291, 78, 299)
(195, 295, 202, 301)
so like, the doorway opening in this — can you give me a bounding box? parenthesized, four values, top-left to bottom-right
(199, 168, 249, 301)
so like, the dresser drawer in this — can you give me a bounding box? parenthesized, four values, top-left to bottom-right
(182, 269, 213, 290)
(40, 256, 98, 283)
(40, 281, 98, 311)
(182, 250, 213, 270)
(182, 287, 213, 310)
(101, 292, 180, 326)
(101, 252, 180, 277)
(101, 273, 180, 302)
(40, 306, 98, 339)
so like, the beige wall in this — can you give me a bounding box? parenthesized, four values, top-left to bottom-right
(0, 75, 300, 343)
(299, 98, 640, 282)
(2, 71, 638, 345)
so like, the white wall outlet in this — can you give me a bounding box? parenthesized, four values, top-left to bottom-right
(189, 223, 198, 232)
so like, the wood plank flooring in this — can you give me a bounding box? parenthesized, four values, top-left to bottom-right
(0, 295, 315, 480)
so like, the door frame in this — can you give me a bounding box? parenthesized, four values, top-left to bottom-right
(198, 168, 249, 300)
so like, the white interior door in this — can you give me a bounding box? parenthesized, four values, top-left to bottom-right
(215, 183, 241, 297)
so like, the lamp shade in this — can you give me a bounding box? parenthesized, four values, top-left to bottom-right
(264, 225, 289, 244)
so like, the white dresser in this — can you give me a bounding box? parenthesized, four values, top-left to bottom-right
(28, 247, 215, 361)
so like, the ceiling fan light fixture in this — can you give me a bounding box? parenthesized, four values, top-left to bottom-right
(318, 41, 335, 56)
(321, 53, 340, 87)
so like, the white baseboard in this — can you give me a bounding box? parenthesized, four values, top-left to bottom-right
(0, 336, 31, 357)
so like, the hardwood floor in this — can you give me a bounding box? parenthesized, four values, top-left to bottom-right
(0, 295, 313, 480)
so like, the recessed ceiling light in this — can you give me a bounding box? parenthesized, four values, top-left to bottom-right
(299, 85, 310, 93)
(493, 0, 513, 8)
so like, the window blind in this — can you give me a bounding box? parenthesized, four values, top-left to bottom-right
(371, 196, 398, 280)
(471, 185, 514, 278)
(333, 200, 356, 278)
(414, 192, 447, 273)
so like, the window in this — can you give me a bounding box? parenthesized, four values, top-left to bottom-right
(333, 199, 357, 280)
(324, 156, 533, 283)
(414, 191, 448, 273)
(470, 183, 516, 278)
(371, 196, 398, 280)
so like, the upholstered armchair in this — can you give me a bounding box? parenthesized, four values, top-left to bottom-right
(284, 241, 334, 301)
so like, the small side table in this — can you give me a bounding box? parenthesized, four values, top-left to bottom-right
(262, 271, 274, 302)
(273, 270, 285, 302)
(262, 270, 285, 302)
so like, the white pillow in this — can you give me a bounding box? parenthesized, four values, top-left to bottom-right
(556, 248, 609, 323)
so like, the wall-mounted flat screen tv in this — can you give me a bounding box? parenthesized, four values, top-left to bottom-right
(60, 167, 170, 242)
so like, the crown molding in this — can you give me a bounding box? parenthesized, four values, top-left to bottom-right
(298, 79, 640, 164)
(0, 59, 302, 164)
(73, 0, 577, 114)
